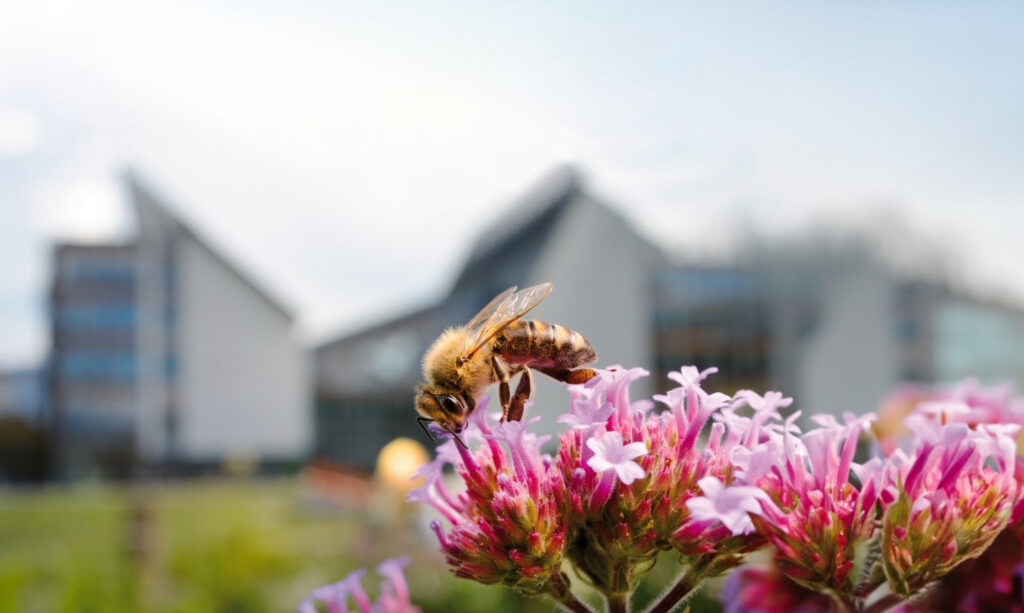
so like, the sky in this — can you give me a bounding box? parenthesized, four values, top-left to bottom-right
(1, 1, 1023, 368)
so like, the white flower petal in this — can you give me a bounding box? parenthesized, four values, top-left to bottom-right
(723, 512, 755, 535)
(602, 431, 624, 447)
(621, 442, 649, 461)
(697, 476, 725, 497)
(685, 497, 715, 520)
(615, 461, 646, 485)
(587, 455, 614, 473)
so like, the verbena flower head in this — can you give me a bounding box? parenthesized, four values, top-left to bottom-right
(879, 419, 1020, 596)
(899, 503, 1024, 613)
(689, 408, 881, 597)
(300, 557, 419, 613)
(406, 362, 1024, 613)
(554, 366, 765, 595)
(860, 377, 1024, 610)
(406, 399, 567, 595)
(874, 378, 1024, 455)
(404, 362, 1024, 612)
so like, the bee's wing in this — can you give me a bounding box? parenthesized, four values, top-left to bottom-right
(464, 285, 516, 333)
(461, 282, 553, 359)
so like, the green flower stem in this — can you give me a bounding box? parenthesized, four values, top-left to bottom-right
(606, 593, 629, 613)
(554, 594, 599, 613)
(549, 572, 599, 613)
(645, 555, 715, 613)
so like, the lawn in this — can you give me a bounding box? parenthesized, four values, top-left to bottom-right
(0, 479, 721, 612)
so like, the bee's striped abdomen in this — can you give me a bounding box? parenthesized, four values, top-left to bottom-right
(494, 320, 597, 369)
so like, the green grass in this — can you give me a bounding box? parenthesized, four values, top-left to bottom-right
(0, 480, 538, 613)
(0, 480, 723, 613)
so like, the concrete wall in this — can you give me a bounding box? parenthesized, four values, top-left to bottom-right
(133, 194, 173, 462)
(174, 234, 310, 462)
(795, 263, 900, 416)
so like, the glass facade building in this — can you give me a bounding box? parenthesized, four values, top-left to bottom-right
(49, 243, 138, 478)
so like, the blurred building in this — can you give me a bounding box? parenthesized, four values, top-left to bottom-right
(49, 243, 138, 476)
(315, 168, 1024, 469)
(315, 167, 664, 468)
(0, 368, 44, 420)
(47, 175, 310, 479)
(653, 247, 1024, 417)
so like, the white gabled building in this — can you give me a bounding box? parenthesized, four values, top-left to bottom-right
(130, 175, 311, 470)
(49, 174, 310, 478)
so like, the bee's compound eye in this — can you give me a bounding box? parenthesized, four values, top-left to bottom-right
(439, 395, 462, 415)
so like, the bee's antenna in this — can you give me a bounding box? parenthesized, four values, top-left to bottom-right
(416, 417, 438, 443)
(442, 424, 469, 450)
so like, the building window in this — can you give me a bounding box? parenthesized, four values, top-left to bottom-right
(57, 352, 137, 381)
(55, 305, 136, 329)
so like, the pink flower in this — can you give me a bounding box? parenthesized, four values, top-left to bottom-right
(557, 396, 614, 430)
(902, 498, 1024, 613)
(554, 366, 768, 597)
(694, 409, 880, 596)
(405, 364, 1024, 612)
(686, 477, 769, 535)
(408, 399, 568, 595)
(668, 365, 719, 390)
(880, 420, 1019, 596)
(300, 559, 419, 613)
(874, 378, 1024, 456)
(377, 556, 417, 613)
(586, 431, 647, 485)
(586, 365, 651, 423)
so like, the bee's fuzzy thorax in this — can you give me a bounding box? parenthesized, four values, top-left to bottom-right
(422, 326, 492, 392)
(422, 327, 465, 379)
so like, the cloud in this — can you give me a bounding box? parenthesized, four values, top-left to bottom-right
(29, 176, 129, 243)
(0, 107, 41, 157)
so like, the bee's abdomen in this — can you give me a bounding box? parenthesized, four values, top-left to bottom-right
(494, 320, 597, 369)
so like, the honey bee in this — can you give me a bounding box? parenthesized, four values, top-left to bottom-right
(415, 282, 598, 446)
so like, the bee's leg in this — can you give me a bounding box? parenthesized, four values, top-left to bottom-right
(536, 366, 598, 385)
(491, 355, 513, 422)
(508, 367, 533, 422)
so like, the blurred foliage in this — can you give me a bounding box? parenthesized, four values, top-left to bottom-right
(0, 479, 723, 612)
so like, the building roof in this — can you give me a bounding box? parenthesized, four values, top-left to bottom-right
(124, 171, 295, 321)
(316, 301, 442, 354)
(449, 165, 579, 296)
(315, 167, 586, 354)
(315, 165, 663, 353)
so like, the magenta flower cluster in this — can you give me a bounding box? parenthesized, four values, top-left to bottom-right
(408, 366, 780, 611)
(710, 377, 1024, 613)
(402, 366, 1024, 613)
(299, 556, 419, 613)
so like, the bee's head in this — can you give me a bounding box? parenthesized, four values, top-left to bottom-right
(414, 385, 474, 442)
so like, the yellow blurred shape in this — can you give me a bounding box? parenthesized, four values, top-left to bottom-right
(376, 437, 429, 493)
(222, 452, 259, 477)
